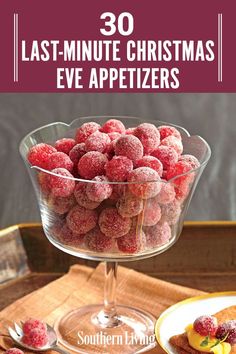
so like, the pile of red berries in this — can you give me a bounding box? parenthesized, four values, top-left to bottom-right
(27, 119, 200, 255)
(193, 315, 236, 345)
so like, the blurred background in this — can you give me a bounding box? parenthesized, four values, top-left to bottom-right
(0, 93, 235, 228)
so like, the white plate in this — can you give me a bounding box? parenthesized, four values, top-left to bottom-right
(155, 292, 236, 354)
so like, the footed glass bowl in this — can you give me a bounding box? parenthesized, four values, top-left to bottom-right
(20, 116, 211, 354)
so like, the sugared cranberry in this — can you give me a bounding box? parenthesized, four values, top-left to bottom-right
(55, 138, 76, 155)
(134, 123, 160, 154)
(75, 122, 101, 143)
(100, 119, 125, 134)
(27, 143, 56, 169)
(67, 205, 98, 234)
(47, 168, 75, 197)
(78, 151, 108, 179)
(115, 135, 143, 163)
(193, 316, 218, 337)
(128, 167, 161, 199)
(106, 156, 133, 182)
(98, 207, 131, 238)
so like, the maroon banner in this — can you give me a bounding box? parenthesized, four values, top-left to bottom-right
(0, 0, 235, 92)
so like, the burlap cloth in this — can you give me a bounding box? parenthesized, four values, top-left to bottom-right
(0, 263, 205, 354)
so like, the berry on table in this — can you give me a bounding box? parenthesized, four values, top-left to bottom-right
(128, 167, 161, 199)
(115, 135, 143, 163)
(98, 207, 131, 238)
(193, 315, 218, 337)
(105, 156, 133, 182)
(75, 122, 101, 143)
(134, 123, 160, 154)
(78, 151, 108, 179)
(216, 320, 236, 344)
(67, 205, 98, 234)
(5, 348, 24, 354)
(55, 138, 76, 155)
(47, 168, 75, 197)
(27, 143, 56, 169)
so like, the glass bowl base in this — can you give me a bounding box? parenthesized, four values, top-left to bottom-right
(54, 304, 157, 354)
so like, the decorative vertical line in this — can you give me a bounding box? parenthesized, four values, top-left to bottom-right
(218, 13, 223, 82)
(13, 13, 19, 82)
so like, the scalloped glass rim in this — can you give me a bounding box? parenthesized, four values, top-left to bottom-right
(19, 115, 211, 184)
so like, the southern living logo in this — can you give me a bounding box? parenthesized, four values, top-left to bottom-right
(77, 330, 156, 346)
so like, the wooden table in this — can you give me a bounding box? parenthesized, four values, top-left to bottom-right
(0, 221, 235, 310)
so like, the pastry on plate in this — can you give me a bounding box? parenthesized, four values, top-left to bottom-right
(169, 306, 236, 354)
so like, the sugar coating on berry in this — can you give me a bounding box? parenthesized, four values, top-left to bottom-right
(125, 127, 135, 135)
(47, 168, 75, 197)
(78, 151, 108, 179)
(75, 122, 101, 143)
(115, 135, 143, 163)
(106, 156, 133, 182)
(178, 154, 200, 169)
(69, 143, 86, 165)
(128, 167, 161, 199)
(85, 131, 111, 153)
(47, 152, 74, 172)
(38, 172, 50, 196)
(193, 316, 218, 337)
(145, 221, 171, 248)
(161, 136, 183, 155)
(28, 143, 56, 169)
(101, 119, 125, 134)
(58, 224, 85, 246)
(166, 160, 193, 185)
(5, 348, 24, 354)
(156, 181, 176, 204)
(47, 194, 76, 214)
(158, 125, 182, 141)
(109, 184, 127, 201)
(55, 138, 76, 155)
(99, 207, 131, 238)
(134, 123, 160, 154)
(117, 194, 143, 218)
(117, 228, 146, 254)
(86, 176, 112, 202)
(174, 179, 190, 202)
(227, 328, 236, 344)
(161, 199, 181, 225)
(74, 182, 100, 209)
(85, 227, 113, 252)
(151, 146, 178, 170)
(108, 132, 121, 141)
(216, 321, 236, 343)
(67, 205, 98, 234)
(22, 328, 48, 348)
(143, 198, 161, 226)
(23, 318, 47, 336)
(136, 156, 163, 176)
